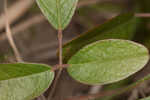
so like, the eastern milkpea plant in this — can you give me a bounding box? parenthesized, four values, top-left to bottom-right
(1, 0, 150, 100)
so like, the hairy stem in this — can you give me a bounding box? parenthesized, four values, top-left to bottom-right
(48, 29, 63, 100)
(58, 29, 63, 67)
(4, 0, 22, 62)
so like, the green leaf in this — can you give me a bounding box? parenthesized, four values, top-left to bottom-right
(36, 0, 78, 29)
(67, 39, 149, 85)
(139, 97, 150, 100)
(0, 63, 54, 100)
(62, 13, 138, 63)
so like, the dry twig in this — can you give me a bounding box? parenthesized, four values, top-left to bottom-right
(0, 0, 34, 30)
(0, 14, 44, 41)
(4, 0, 23, 62)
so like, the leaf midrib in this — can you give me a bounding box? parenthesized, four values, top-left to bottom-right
(56, 0, 61, 29)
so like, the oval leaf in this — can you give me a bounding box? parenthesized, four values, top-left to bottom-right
(36, 0, 78, 29)
(67, 39, 149, 85)
(0, 63, 54, 100)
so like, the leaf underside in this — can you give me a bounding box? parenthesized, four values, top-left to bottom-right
(67, 39, 149, 85)
(0, 63, 54, 100)
(36, 0, 78, 29)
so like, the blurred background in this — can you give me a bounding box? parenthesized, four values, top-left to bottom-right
(0, 0, 150, 100)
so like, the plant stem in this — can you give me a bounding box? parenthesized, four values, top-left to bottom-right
(58, 29, 63, 67)
(52, 64, 69, 71)
(4, 0, 22, 62)
(48, 29, 63, 100)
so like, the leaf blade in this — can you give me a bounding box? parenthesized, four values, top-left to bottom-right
(0, 63, 54, 100)
(36, 0, 78, 29)
(67, 39, 149, 85)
